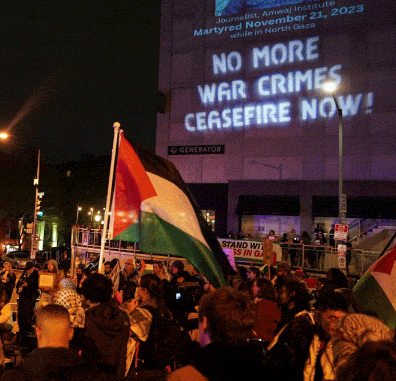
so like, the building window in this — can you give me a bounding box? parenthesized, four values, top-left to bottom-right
(202, 210, 215, 231)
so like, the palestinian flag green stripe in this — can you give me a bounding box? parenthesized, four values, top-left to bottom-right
(139, 211, 226, 285)
(137, 172, 227, 287)
(353, 272, 396, 330)
(113, 221, 139, 242)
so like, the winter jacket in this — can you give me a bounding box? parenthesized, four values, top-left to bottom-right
(0, 347, 115, 381)
(83, 301, 130, 376)
(264, 311, 316, 381)
(168, 341, 265, 381)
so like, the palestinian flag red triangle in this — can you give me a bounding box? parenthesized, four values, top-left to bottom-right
(369, 247, 396, 275)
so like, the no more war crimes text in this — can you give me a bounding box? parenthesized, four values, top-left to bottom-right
(197, 65, 342, 104)
(212, 36, 320, 75)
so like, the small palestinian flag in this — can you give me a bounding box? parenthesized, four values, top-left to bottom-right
(108, 131, 233, 287)
(353, 247, 396, 330)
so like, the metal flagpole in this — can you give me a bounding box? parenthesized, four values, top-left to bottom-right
(98, 122, 121, 273)
(31, 150, 41, 258)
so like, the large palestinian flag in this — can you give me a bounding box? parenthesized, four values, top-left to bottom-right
(108, 131, 233, 287)
(353, 246, 396, 330)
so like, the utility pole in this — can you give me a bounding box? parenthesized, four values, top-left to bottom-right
(31, 150, 41, 258)
(334, 95, 346, 225)
(323, 82, 346, 224)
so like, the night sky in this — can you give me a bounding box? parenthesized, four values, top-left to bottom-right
(0, 1, 161, 164)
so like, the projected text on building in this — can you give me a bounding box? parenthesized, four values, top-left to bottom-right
(184, 35, 373, 132)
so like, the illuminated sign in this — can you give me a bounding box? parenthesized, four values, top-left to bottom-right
(168, 145, 225, 155)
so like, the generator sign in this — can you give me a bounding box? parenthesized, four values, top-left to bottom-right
(218, 238, 282, 263)
(168, 145, 225, 155)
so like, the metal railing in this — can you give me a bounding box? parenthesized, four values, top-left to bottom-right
(348, 218, 378, 243)
(278, 242, 380, 275)
(71, 228, 381, 276)
(71, 228, 185, 276)
(348, 218, 396, 245)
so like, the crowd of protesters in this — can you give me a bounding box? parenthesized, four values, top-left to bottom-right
(0, 254, 394, 381)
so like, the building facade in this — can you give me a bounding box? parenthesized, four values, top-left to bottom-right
(156, 0, 396, 238)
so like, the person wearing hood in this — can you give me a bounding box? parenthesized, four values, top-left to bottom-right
(81, 273, 130, 377)
(170, 260, 191, 285)
(38, 259, 64, 308)
(0, 304, 113, 381)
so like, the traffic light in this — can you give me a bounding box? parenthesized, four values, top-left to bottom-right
(36, 192, 44, 217)
(35, 198, 42, 217)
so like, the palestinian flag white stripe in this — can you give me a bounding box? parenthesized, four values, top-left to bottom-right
(142, 173, 208, 249)
(371, 270, 396, 311)
(353, 247, 396, 329)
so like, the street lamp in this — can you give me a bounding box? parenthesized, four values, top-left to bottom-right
(323, 82, 346, 224)
(76, 206, 82, 224)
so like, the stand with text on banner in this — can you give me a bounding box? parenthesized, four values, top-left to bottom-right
(218, 239, 282, 264)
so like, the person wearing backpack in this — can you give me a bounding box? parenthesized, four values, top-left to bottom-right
(122, 273, 193, 379)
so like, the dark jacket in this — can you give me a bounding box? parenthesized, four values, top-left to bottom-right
(0, 347, 114, 381)
(119, 270, 139, 301)
(170, 270, 192, 286)
(83, 301, 130, 376)
(264, 311, 316, 381)
(18, 270, 39, 299)
(169, 341, 265, 381)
